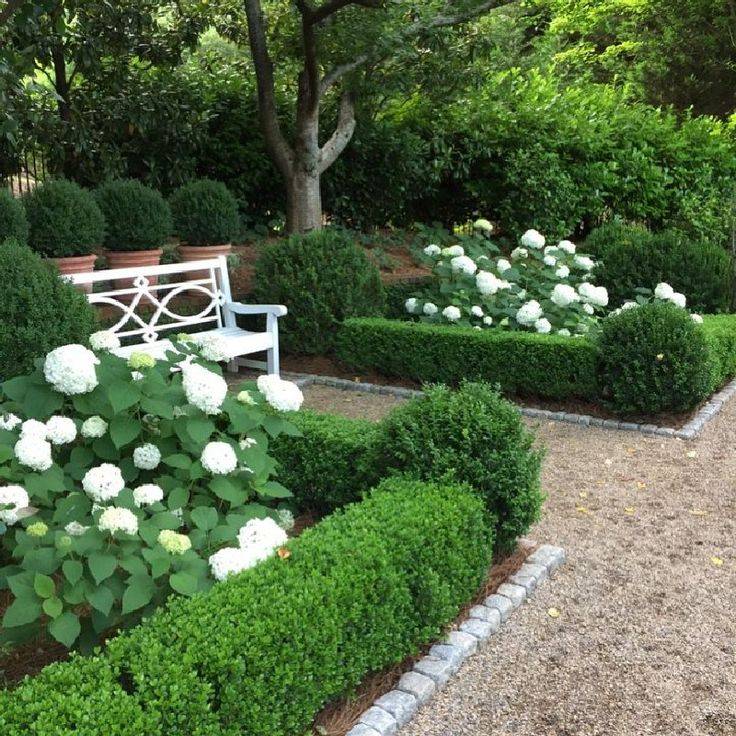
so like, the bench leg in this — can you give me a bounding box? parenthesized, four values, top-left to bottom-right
(267, 347, 279, 376)
(226, 359, 239, 374)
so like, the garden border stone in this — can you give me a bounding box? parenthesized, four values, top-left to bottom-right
(343, 543, 567, 736)
(285, 372, 736, 439)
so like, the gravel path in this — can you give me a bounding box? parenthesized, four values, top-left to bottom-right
(302, 385, 736, 736)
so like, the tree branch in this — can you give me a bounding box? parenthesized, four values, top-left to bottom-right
(244, 0, 294, 177)
(318, 90, 355, 173)
(0, 0, 25, 28)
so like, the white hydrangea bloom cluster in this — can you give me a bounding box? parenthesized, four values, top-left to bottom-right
(14, 436, 53, 472)
(654, 282, 687, 308)
(44, 344, 99, 395)
(201, 441, 238, 475)
(520, 229, 545, 249)
(89, 331, 121, 351)
(277, 508, 295, 530)
(442, 245, 464, 257)
(65, 521, 89, 536)
(158, 529, 192, 555)
(423, 244, 441, 256)
(516, 300, 543, 326)
(423, 302, 438, 315)
(473, 218, 493, 235)
(0, 485, 30, 525)
(0, 413, 21, 431)
(476, 271, 511, 296)
(82, 463, 125, 503)
(98, 506, 138, 535)
(193, 333, 232, 363)
(535, 318, 552, 334)
(450, 255, 477, 275)
(573, 255, 595, 271)
(133, 483, 164, 507)
(81, 416, 108, 439)
(21, 419, 47, 439)
(45, 416, 77, 445)
(578, 283, 609, 307)
(181, 362, 228, 415)
(510, 246, 528, 260)
(551, 284, 579, 308)
(405, 297, 418, 314)
(133, 443, 161, 470)
(442, 305, 461, 322)
(257, 375, 304, 412)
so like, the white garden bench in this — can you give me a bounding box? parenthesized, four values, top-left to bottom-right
(68, 257, 286, 375)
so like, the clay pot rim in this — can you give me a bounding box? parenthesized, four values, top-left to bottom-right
(105, 248, 164, 257)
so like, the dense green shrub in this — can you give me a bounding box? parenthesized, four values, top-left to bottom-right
(0, 478, 493, 735)
(336, 317, 599, 399)
(702, 314, 736, 388)
(24, 180, 105, 257)
(384, 277, 433, 318)
(589, 223, 734, 312)
(95, 179, 171, 251)
(583, 220, 650, 258)
(377, 382, 543, 552)
(597, 302, 713, 413)
(0, 189, 28, 245)
(170, 179, 240, 246)
(271, 410, 382, 514)
(253, 229, 385, 354)
(0, 240, 97, 379)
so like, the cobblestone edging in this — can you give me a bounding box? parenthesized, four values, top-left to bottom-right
(287, 373, 736, 440)
(342, 544, 567, 736)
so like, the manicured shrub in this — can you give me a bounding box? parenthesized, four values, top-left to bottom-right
(253, 229, 385, 354)
(169, 178, 240, 246)
(0, 240, 97, 379)
(377, 382, 543, 552)
(597, 302, 713, 413)
(702, 314, 736, 388)
(271, 410, 382, 513)
(2, 478, 492, 735)
(384, 278, 432, 318)
(0, 188, 28, 245)
(336, 317, 600, 400)
(589, 223, 734, 312)
(24, 180, 105, 257)
(95, 179, 171, 251)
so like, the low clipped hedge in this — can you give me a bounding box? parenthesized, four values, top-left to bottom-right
(0, 478, 492, 736)
(336, 317, 600, 400)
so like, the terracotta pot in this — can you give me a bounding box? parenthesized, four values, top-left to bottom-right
(105, 249, 163, 300)
(49, 253, 97, 294)
(178, 243, 232, 281)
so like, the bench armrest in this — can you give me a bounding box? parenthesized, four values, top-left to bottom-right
(225, 302, 288, 317)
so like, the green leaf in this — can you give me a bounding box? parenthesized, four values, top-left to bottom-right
(2, 374, 30, 402)
(86, 585, 115, 616)
(110, 415, 142, 448)
(163, 454, 191, 470)
(42, 596, 63, 619)
(186, 417, 215, 444)
(3, 598, 42, 627)
(190, 506, 218, 531)
(88, 553, 116, 584)
(210, 477, 248, 505)
(119, 556, 148, 576)
(257, 480, 293, 499)
(140, 396, 174, 420)
(33, 573, 55, 599)
(167, 487, 189, 510)
(49, 612, 81, 647)
(62, 560, 83, 585)
(121, 574, 155, 614)
(107, 380, 141, 414)
(169, 572, 197, 596)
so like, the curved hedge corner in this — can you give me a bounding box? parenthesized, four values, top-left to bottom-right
(1, 478, 493, 736)
(336, 317, 600, 400)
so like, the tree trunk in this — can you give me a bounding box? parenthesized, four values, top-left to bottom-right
(285, 167, 323, 233)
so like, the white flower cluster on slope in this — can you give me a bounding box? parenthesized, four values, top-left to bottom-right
(550, 284, 579, 308)
(81, 416, 108, 439)
(476, 271, 510, 296)
(44, 344, 99, 395)
(193, 333, 232, 363)
(82, 463, 125, 503)
(45, 416, 77, 445)
(133, 443, 161, 470)
(0, 413, 21, 431)
(158, 529, 192, 555)
(14, 436, 52, 472)
(181, 362, 228, 415)
(520, 229, 545, 249)
(516, 300, 543, 326)
(201, 441, 238, 475)
(0, 485, 30, 525)
(133, 484, 164, 507)
(89, 331, 121, 352)
(209, 517, 288, 581)
(257, 375, 304, 412)
(442, 305, 461, 322)
(98, 506, 138, 536)
(654, 282, 687, 308)
(450, 255, 477, 275)
(578, 283, 609, 307)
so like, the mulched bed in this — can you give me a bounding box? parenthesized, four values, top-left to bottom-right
(311, 541, 534, 736)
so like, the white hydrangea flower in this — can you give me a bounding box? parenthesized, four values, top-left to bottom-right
(81, 416, 108, 439)
(516, 289, 527, 300)
(20, 419, 48, 440)
(208, 547, 255, 581)
(423, 244, 441, 256)
(577, 284, 608, 307)
(543, 254, 557, 267)
(583, 303, 595, 315)
(557, 328, 571, 337)
(670, 292, 687, 308)
(14, 436, 52, 472)
(535, 318, 552, 334)
(277, 509, 295, 530)
(237, 517, 288, 557)
(423, 302, 438, 316)
(82, 463, 125, 503)
(89, 331, 121, 352)
(44, 344, 99, 395)
(573, 255, 595, 271)
(441, 245, 464, 257)
(476, 271, 507, 296)
(510, 247, 528, 260)
(622, 301, 638, 310)
(239, 437, 257, 450)
(442, 305, 461, 322)
(133, 483, 164, 507)
(473, 218, 493, 234)
(555, 265, 570, 279)
(691, 314, 704, 324)
(257, 375, 304, 412)
(520, 229, 545, 249)
(98, 506, 138, 536)
(0, 485, 29, 525)
(405, 297, 418, 314)
(471, 306, 484, 318)
(483, 316, 493, 326)
(558, 240, 576, 254)
(64, 521, 89, 536)
(496, 258, 512, 273)
(0, 413, 21, 431)
(654, 282, 674, 300)
(516, 300, 543, 326)
(133, 443, 161, 470)
(450, 255, 477, 276)
(550, 284, 579, 308)
(45, 416, 77, 445)
(201, 441, 238, 475)
(131, 371, 144, 382)
(158, 529, 192, 555)
(193, 333, 232, 363)
(181, 362, 228, 415)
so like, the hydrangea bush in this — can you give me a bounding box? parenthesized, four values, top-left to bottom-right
(0, 334, 303, 649)
(406, 223, 608, 336)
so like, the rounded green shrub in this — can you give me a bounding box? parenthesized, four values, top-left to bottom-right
(598, 301, 713, 413)
(170, 178, 240, 246)
(24, 180, 105, 257)
(0, 188, 28, 245)
(0, 240, 98, 378)
(377, 381, 544, 553)
(95, 179, 171, 251)
(253, 228, 385, 354)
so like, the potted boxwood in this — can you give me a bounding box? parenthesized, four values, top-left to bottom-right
(0, 188, 29, 246)
(170, 178, 240, 278)
(23, 180, 105, 290)
(95, 179, 171, 289)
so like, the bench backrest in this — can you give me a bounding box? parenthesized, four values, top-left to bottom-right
(68, 257, 235, 344)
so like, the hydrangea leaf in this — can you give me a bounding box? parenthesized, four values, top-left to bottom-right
(42, 596, 63, 619)
(3, 597, 42, 627)
(191, 506, 218, 531)
(48, 611, 81, 647)
(169, 571, 197, 596)
(88, 553, 117, 584)
(163, 454, 191, 470)
(210, 477, 248, 505)
(110, 416, 142, 449)
(33, 573, 55, 599)
(121, 573, 155, 614)
(62, 559, 83, 585)
(186, 417, 216, 445)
